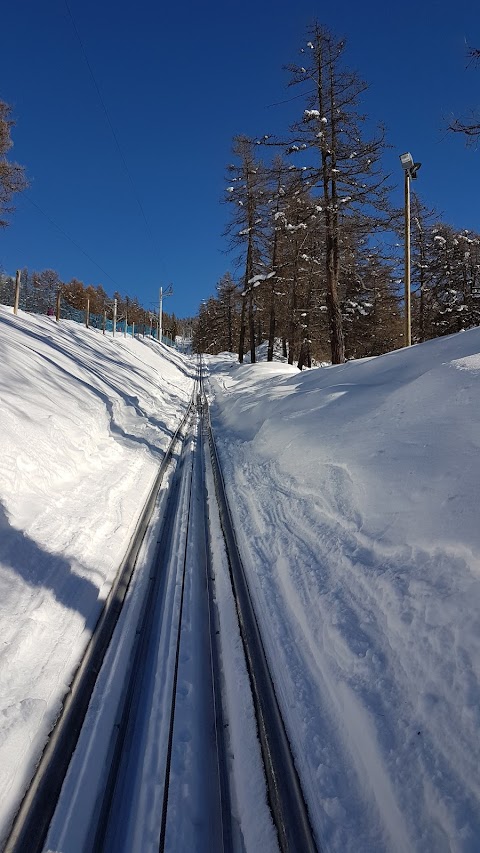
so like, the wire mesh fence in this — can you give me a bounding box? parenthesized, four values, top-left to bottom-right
(0, 274, 175, 347)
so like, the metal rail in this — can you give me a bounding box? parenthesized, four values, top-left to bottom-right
(6, 357, 319, 853)
(204, 378, 319, 853)
(89, 367, 230, 851)
(3, 388, 197, 853)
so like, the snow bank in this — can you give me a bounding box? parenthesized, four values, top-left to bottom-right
(0, 306, 194, 844)
(207, 330, 480, 852)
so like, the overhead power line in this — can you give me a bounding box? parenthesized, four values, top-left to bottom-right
(24, 194, 122, 288)
(63, 0, 160, 261)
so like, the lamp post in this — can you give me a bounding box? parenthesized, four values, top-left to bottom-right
(399, 152, 421, 347)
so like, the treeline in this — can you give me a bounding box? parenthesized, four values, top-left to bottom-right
(194, 218, 480, 365)
(193, 22, 480, 366)
(0, 267, 181, 340)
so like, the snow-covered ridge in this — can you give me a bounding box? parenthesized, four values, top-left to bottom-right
(0, 305, 195, 845)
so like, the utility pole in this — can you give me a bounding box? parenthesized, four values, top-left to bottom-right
(158, 284, 173, 344)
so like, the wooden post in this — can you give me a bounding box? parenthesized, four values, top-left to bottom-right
(13, 270, 20, 315)
(86, 297, 90, 329)
(55, 289, 61, 322)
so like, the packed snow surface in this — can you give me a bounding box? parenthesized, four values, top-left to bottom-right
(206, 330, 480, 853)
(1, 302, 480, 852)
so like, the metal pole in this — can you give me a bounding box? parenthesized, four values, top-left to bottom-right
(113, 298, 117, 337)
(56, 289, 61, 322)
(86, 297, 90, 329)
(159, 286, 163, 344)
(404, 170, 411, 347)
(13, 270, 20, 315)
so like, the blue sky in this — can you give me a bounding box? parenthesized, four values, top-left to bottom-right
(1, 0, 479, 319)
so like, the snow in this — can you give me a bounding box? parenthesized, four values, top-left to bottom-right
(204, 449, 279, 853)
(0, 306, 195, 845)
(2, 302, 480, 852)
(205, 329, 480, 852)
(248, 272, 276, 286)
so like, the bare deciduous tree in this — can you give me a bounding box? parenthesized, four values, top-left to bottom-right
(0, 100, 28, 227)
(449, 47, 480, 140)
(285, 23, 392, 363)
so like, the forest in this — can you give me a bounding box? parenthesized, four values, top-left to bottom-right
(1, 23, 479, 365)
(193, 25, 480, 366)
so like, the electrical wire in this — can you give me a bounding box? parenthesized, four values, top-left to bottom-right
(23, 194, 122, 289)
(63, 0, 160, 262)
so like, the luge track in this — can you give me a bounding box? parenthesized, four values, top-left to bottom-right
(4, 358, 318, 853)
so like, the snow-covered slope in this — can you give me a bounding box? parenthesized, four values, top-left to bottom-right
(207, 330, 480, 853)
(0, 306, 195, 844)
(2, 301, 480, 852)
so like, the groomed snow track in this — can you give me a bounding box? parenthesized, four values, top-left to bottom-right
(4, 358, 318, 853)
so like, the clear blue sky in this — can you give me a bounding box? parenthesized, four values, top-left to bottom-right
(1, 0, 479, 319)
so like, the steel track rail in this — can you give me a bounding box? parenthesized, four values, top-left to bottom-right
(92, 390, 199, 852)
(158, 405, 197, 852)
(91, 365, 230, 851)
(159, 372, 232, 852)
(3, 388, 197, 853)
(203, 370, 319, 853)
(198, 389, 233, 853)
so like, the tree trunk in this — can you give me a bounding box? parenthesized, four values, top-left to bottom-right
(238, 297, 246, 363)
(325, 233, 345, 364)
(287, 272, 297, 365)
(267, 281, 276, 361)
(297, 342, 306, 371)
(249, 289, 256, 363)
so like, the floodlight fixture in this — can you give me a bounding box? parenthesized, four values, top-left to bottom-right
(400, 152, 421, 179)
(400, 152, 414, 171)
